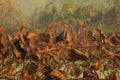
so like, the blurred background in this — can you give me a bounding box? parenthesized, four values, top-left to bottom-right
(0, 0, 120, 33)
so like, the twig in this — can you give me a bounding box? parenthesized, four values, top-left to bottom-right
(37, 45, 120, 53)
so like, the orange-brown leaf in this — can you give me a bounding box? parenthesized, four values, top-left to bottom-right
(66, 32, 71, 42)
(89, 11, 97, 17)
(27, 32, 37, 39)
(23, 72, 28, 79)
(69, 48, 88, 61)
(102, 46, 115, 57)
(0, 51, 3, 59)
(13, 46, 21, 58)
(6, 34, 12, 41)
(50, 69, 66, 80)
(0, 26, 5, 32)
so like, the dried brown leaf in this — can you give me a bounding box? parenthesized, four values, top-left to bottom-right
(50, 69, 66, 80)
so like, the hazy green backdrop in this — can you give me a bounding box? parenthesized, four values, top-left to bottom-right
(0, 0, 119, 33)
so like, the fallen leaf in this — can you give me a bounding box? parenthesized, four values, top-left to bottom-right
(101, 46, 115, 57)
(27, 32, 37, 39)
(50, 69, 66, 80)
(68, 48, 88, 61)
(0, 26, 5, 32)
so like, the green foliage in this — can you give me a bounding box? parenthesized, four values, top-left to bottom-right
(0, 0, 119, 33)
(36, 0, 119, 32)
(0, 0, 25, 33)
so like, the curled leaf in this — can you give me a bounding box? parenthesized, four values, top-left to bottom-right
(68, 48, 88, 61)
(0, 51, 3, 59)
(6, 34, 12, 41)
(0, 26, 5, 33)
(65, 32, 71, 42)
(0, 34, 7, 47)
(23, 72, 29, 79)
(27, 32, 37, 39)
(50, 69, 66, 80)
(101, 46, 115, 57)
(94, 60, 102, 70)
(10, 65, 15, 72)
(13, 46, 21, 58)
